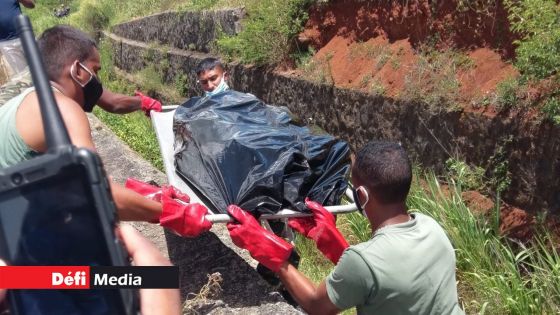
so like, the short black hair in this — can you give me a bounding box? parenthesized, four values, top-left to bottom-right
(38, 25, 97, 81)
(354, 141, 412, 204)
(195, 57, 223, 75)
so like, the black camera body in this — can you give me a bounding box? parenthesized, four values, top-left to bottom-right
(0, 148, 137, 315)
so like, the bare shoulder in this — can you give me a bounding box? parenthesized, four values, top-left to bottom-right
(16, 91, 94, 151)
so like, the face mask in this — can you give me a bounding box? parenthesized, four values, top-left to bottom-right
(205, 75, 229, 97)
(352, 186, 370, 218)
(71, 62, 103, 112)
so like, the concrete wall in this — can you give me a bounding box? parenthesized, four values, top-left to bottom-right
(111, 8, 245, 52)
(105, 15, 560, 214)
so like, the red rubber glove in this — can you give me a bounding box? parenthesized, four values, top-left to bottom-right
(125, 178, 211, 236)
(288, 198, 349, 264)
(227, 205, 293, 272)
(125, 178, 190, 203)
(135, 91, 162, 116)
(160, 195, 212, 237)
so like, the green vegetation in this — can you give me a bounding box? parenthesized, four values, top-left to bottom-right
(217, 0, 313, 65)
(410, 172, 560, 314)
(505, 0, 560, 80)
(445, 158, 486, 191)
(541, 95, 560, 124)
(401, 47, 466, 111)
(297, 49, 335, 85)
(495, 76, 520, 109)
(93, 109, 164, 170)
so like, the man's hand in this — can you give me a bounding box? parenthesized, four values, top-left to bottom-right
(289, 198, 349, 264)
(160, 195, 212, 237)
(125, 178, 190, 203)
(135, 91, 162, 116)
(119, 225, 181, 315)
(227, 205, 293, 272)
(18, 0, 35, 8)
(125, 178, 211, 237)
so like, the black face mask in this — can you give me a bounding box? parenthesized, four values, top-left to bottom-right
(82, 75, 103, 112)
(72, 62, 103, 112)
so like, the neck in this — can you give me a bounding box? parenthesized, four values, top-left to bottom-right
(51, 76, 80, 101)
(50, 81, 66, 94)
(368, 202, 409, 233)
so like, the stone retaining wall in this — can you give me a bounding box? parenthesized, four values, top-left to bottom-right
(111, 8, 245, 53)
(105, 18, 560, 214)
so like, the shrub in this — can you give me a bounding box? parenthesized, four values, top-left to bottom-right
(217, 0, 313, 65)
(445, 158, 486, 191)
(541, 95, 560, 124)
(495, 77, 520, 109)
(506, 0, 560, 80)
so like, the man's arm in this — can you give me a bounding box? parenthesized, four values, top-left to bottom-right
(17, 92, 162, 222)
(97, 89, 161, 115)
(18, 0, 35, 8)
(225, 205, 340, 315)
(57, 96, 161, 221)
(97, 90, 140, 114)
(111, 183, 161, 221)
(277, 262, 340, 315)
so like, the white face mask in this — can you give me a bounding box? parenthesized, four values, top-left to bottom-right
(205, 75, 229, 97)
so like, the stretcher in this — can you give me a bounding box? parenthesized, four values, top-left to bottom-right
(151, 105, 358, 224)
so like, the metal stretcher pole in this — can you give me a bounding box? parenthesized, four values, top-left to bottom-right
(204, 188, 357, 223)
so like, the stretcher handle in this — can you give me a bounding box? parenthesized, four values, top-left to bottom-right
(203, 189, 357, 223)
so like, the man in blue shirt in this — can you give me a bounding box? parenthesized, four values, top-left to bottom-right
(0, 0, 35, 83)
(0, 0, 34, 41)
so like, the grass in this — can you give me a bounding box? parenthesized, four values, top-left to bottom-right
(409, 173, 560, 314)
(298, 53, 335, 85)
(495, 76, 520, 109)
(93, 108, 163, 171)
(400, 46, 468, 111)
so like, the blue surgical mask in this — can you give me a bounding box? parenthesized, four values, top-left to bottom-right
(205, 76, 229, 97)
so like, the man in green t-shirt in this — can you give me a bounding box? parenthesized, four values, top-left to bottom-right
(226, 141, 464, 314)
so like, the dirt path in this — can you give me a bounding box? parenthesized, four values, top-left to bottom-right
(88, 114, 301, 314)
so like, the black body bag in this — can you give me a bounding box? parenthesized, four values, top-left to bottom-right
(173, 91, 350, 215)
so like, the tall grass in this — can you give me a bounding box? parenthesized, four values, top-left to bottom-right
(408, 172, 560, 314)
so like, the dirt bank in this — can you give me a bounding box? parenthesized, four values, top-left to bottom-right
(295, 0, 519, 105)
